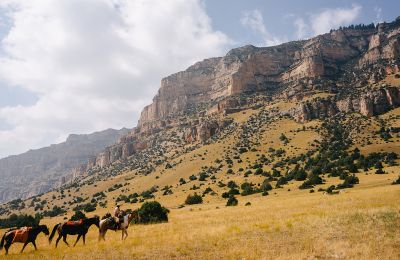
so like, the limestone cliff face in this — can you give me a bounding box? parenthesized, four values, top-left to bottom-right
(83, 18, 400, 171)
(138, 20, 400, 128)
(290, 87, 400, 122)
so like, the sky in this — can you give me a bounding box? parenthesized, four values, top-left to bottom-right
(0, 0, 398, 159)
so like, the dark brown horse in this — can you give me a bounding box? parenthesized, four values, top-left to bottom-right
(0, 225, 49, 255)
(49, 216, 99, 247)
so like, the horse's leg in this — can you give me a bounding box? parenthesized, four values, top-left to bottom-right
(4, 241, 11, 255)
(73, 235, 81, 247)
(20, 242, 28, 253)
(121, 229, 124, 240)
(62, 234, 69, 247)
(102, 229, 107, 241)
(82, 234, 86, 245)
(124, 229, 128, 240)
(32, 240, 37, 250)
(55, 234, 62, 248)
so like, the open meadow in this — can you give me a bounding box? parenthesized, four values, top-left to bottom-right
(2, 171, 399, 259)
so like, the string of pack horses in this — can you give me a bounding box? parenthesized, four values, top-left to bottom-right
(0, 205, 138, 255)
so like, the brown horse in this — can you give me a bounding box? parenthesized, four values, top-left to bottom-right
(49, 216, 99, 247)
(0, 225, 49, 255)
(98, 211, 139, 241)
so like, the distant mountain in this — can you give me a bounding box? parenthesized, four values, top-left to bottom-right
(0, 128, 130, 202)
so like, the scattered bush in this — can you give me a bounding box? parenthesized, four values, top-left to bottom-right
(337, 174, 359, 189)
(42, 205, 67, 217)
(72, 203, 96, 213)
(0, 214, 41, 228)
(185, 193, 203, 205)
(70, 210, 87, 221)
(261, 179, 273, 191)
(226, 195, 238, 206)
(240, 182, 260, 196)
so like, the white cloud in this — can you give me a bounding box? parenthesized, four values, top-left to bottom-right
(288, 4, 362, 40)
(240, 9, 285, 46)
(0, 0, 231, 158)
(293, 17, 308, 39)
(374, 6, 383, 24)
(310, 4, 362, 35)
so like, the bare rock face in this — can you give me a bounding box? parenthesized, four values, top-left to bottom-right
(139, 20, 400, 130)
(291, 87, 400, 121)
(197, 121, 220, 143)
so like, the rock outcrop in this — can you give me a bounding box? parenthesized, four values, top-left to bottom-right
(290, 87, 400, 122)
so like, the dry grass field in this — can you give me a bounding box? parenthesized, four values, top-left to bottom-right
(1, 170, 399, 259)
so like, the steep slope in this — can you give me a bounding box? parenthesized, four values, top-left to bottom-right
(0, 128, 129, 202)
(84, 18, 400, 171)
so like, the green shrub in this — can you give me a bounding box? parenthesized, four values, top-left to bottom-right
(72, 203, 96, 213)
(0, 214, 42, 228)
(337, 174, 359, 189)
(276, 177, 288, 187)
(261, 179, 273, 191)
(43, 205, 67, 217)
(185, 193, 203, 205)
(294, 169, 307, 181)
(70, 210, 87, 221)
(226, 195, 238, 206)
(134, 201, 169, 224)
(222, 188, 240, 198)
(227, 181, 238, 189)
(240, 182, 260, 196)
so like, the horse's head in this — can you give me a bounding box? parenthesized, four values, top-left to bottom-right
(93, 215, 100, 228)
(83, 215, 100, 229)
(40, 225, 50, 236)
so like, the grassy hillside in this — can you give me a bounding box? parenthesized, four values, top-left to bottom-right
(1, 95, 400, 259)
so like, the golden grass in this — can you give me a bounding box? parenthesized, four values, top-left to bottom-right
(2, 171, 399, 259)
(3, 101, 400, 259)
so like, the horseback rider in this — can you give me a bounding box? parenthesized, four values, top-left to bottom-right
(114, 204, 125, 228)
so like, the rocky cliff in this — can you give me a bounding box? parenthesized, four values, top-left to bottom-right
(290, 87, 400, 122)
(0, 128, 129, 202)
(138, 18, 400, 128)
(83, 18, 400, 172)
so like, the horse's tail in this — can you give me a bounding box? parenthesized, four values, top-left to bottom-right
(48, 224, 59, 244)
(0, 232, 6, 250)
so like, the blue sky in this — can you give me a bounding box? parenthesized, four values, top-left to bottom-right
(0, 0, 398, 158)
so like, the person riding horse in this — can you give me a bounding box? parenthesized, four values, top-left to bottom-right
(114, 204, 125, 229)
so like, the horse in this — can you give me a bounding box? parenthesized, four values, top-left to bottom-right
(0, 225, 49, 255)
(48, 216, 100, 247)
(98, 211, 139, 241)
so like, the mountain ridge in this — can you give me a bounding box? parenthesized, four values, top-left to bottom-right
(0, 128, 129, 202)
(82, 17, 400, 172)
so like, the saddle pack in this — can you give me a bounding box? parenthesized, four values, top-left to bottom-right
(11, 227, 32, 243)
(65, 219, 84, 226)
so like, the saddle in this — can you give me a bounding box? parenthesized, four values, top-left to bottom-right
(65, 219, 84, 226)
(11, 227, 32, 243)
